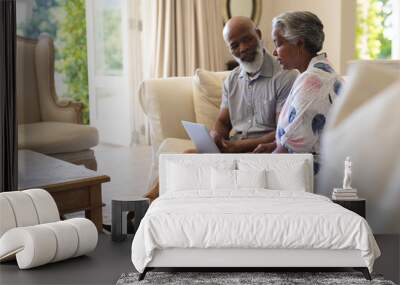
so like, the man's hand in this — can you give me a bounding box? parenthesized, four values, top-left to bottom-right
(253, 142, 277, 153)
(210, 130, 225, 149)
(221, 139, 241, 153)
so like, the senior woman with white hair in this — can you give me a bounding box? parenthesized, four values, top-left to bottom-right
(254, 11, 343, 175)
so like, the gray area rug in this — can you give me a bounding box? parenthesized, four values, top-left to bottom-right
(116, 271, 396, 285)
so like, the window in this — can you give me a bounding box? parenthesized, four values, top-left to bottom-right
(356, 0, 400, 59)
(17, 0, 90, 123)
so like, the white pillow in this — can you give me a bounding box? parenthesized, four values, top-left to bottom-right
(237, 169, 267, 189)
(166, 159, 236, 192)
(167, 162, 211, 191)
(211, 168, 236, 190)
(211, 168, 267, 190)
(238, 160, 307, 191)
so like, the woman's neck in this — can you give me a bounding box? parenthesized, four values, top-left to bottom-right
(298, 53, 316, 73)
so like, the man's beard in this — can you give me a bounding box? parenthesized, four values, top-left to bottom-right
(233, 40, 264, 74)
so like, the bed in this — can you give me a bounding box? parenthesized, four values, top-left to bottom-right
(131, 154, 380, 280)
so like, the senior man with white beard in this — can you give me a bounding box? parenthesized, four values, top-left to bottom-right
(144, 17, 299, 202)
(211, 16, 299, 153)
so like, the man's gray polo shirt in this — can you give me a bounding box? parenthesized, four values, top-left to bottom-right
(221, 51, 298, 138)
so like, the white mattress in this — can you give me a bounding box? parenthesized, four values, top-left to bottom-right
(131, 190, 380, 273)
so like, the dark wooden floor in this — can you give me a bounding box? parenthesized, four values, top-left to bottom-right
(0, 234, 398, 285)
(0, 233, 134, 285)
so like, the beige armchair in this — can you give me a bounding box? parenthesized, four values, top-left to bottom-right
(139, 69, 230, 189)
(17, 34, 98, 170)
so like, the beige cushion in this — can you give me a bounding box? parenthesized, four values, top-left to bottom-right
(320, 61, 400, 234)
(18, 122, 99, 154)
(157, 138, 195, 155)
(139, 77, 195, 155)
(328, 61, 400, 129)
(192, 69, 230, 130)
(146, 138, 195, 190)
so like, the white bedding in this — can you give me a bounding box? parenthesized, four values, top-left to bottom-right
(131, 190, 380, 273)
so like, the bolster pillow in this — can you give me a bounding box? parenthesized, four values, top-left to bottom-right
(0, 218, 98, 269)
(0, 189, 60, 237)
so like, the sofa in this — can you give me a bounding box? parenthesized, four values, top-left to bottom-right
(139, 69, 230, 189)
(319, 60, 400, 234)
(17, 34, 99, 170)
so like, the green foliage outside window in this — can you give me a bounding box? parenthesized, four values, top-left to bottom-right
(356, 0, 392, 59)
(99, 9, 123, 73)
(56, 0, 89, 124)
(18, 0, 89, 124)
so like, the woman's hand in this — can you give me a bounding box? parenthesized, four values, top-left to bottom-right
(253, 142, 277, 153)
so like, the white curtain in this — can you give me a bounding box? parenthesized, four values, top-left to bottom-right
(129, 0, 149, 145)
(149, 0, 226, 78)
(132, 0, 226, 145)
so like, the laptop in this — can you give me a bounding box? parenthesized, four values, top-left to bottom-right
(181, 121, 221, 153)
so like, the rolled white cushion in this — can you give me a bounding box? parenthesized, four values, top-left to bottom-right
(0, 226, 57, 269)
(0, 196, 17, 237)
(0, 218, 98, 269)
(0, 192, 39, 227)
(23, 189, 60, 224)
(64, 218, 98, 257)
(42, 221, 79, 262)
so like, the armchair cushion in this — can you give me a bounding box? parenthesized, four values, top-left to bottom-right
(192, 69, 230, 130)
(18, 122, 99, 154)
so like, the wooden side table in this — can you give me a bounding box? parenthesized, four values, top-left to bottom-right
(332, 198, 366, 218)
(18, 150, 110, 232)
(112, 196, 149, 242)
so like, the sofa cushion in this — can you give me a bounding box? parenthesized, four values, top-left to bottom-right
(327, 61, 400, 129)
(18, 122, 99, 154)
(139, 76, 195, 157)
(157, 138, 195, 155)
(192, 69, 230, 130)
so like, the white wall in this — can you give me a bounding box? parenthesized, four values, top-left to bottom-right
(221, 0, 356, 74)
(258, 0, 356, 75)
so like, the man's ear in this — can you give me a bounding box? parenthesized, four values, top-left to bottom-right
(255, 28, 262, 39)
(296, 38, 305, 48)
